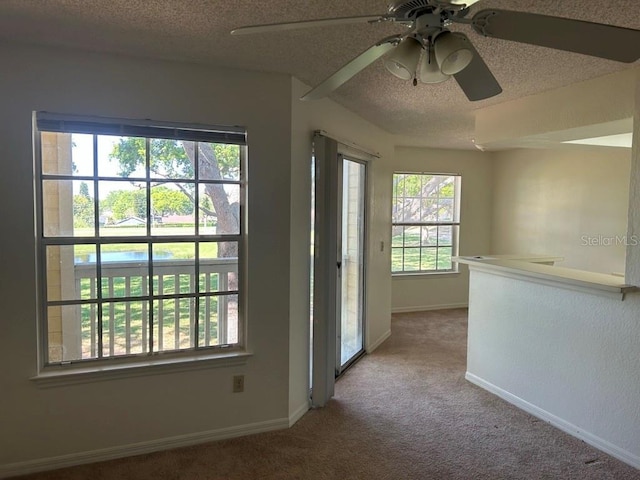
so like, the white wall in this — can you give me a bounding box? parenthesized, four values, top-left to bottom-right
(491, 147, 631, 274)
(390, 146, 493, 312)
(466, 270, 640, 468)
(0, 44, 296, 473)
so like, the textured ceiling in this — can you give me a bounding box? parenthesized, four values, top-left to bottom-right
(0, 0, 639, 148)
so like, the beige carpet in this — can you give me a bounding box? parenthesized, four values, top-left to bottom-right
(16, 309, 640, 479)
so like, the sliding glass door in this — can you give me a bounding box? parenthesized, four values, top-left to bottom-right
(336, 157, 366, 373)
(311, 135, 370, 406)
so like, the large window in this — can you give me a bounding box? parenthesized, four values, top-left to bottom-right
(391, 172, 460, 274)
(35, 114, 246, 365)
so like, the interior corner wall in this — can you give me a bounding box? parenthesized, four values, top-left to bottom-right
(289, 78, 395, 357)
(390, 146, 493, 312)
(287, 79, 311, 420)
(0, 43, 295, 472)
(491, 147, 631, 275)
(625, 73, 640, 285)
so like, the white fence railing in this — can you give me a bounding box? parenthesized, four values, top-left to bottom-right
(74, 258, 238, 358)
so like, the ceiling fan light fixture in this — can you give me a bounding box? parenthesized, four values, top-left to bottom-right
(419, 46, 450, 84)
(384, 37, 423, 80)
(434, 31, 474, 75)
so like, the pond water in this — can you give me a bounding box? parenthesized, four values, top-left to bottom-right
(75, 251, 174, 263)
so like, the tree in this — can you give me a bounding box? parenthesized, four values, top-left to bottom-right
(73, 194, 94, 228)
(109, 138, 240, 258)
(150, 186, 192, 217)
(100, 186, 193, 221)
(72, 181, 95, 228)
(101, 189, 146, 221)
(392, 174, 455, 242)
(79, 181, 90, 198)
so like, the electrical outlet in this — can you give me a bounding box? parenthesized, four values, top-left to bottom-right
(233, 375, 244, 393)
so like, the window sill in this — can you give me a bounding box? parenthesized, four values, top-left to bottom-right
(31, 351, 252, 388)
(392, 271, 460, 279)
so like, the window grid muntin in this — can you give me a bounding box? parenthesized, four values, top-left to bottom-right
(38, 126, 244, 366)
(392, 172, 460, 274)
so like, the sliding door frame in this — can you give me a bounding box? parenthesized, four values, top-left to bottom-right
(311, 133, 374, 407)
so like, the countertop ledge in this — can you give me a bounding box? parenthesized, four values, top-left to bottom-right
(454, 255, 638, 300)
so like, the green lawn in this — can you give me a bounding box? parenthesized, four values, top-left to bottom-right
(391, 231, 453, 272)
(73, 226, 220, 260)
(83, 272, 221, 298)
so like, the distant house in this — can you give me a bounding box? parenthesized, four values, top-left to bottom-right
(113, 216, 146, 227)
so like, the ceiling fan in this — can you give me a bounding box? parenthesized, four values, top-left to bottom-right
(231, 0, 640, 102)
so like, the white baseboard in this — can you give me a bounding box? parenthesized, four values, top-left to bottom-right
(366, 329, 391, 353)
(0, 417, 290, 479)
(391, 303, 468, 314)
(288, 401, 310, 427)
(465, 372, 640, 470)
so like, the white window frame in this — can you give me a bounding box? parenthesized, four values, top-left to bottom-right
(391, 172, 461, 275)
(33, 113, 248, 379)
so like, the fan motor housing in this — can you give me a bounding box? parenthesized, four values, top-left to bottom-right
(388, 0, 435, 20)
(389, 0, 467, 23)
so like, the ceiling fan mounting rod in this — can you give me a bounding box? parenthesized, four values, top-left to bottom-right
(412, 27, 443, 47)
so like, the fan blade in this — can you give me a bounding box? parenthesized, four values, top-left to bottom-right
(231, 15, 387, 35)
(472, 9, 640, 62)
(301, 35, 402, 101)
(453, 35, 502, 101)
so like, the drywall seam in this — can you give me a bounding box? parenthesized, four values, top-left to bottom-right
(466, 373, 640, 470)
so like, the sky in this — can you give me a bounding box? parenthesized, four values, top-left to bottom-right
(72, 134, 146, 198)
